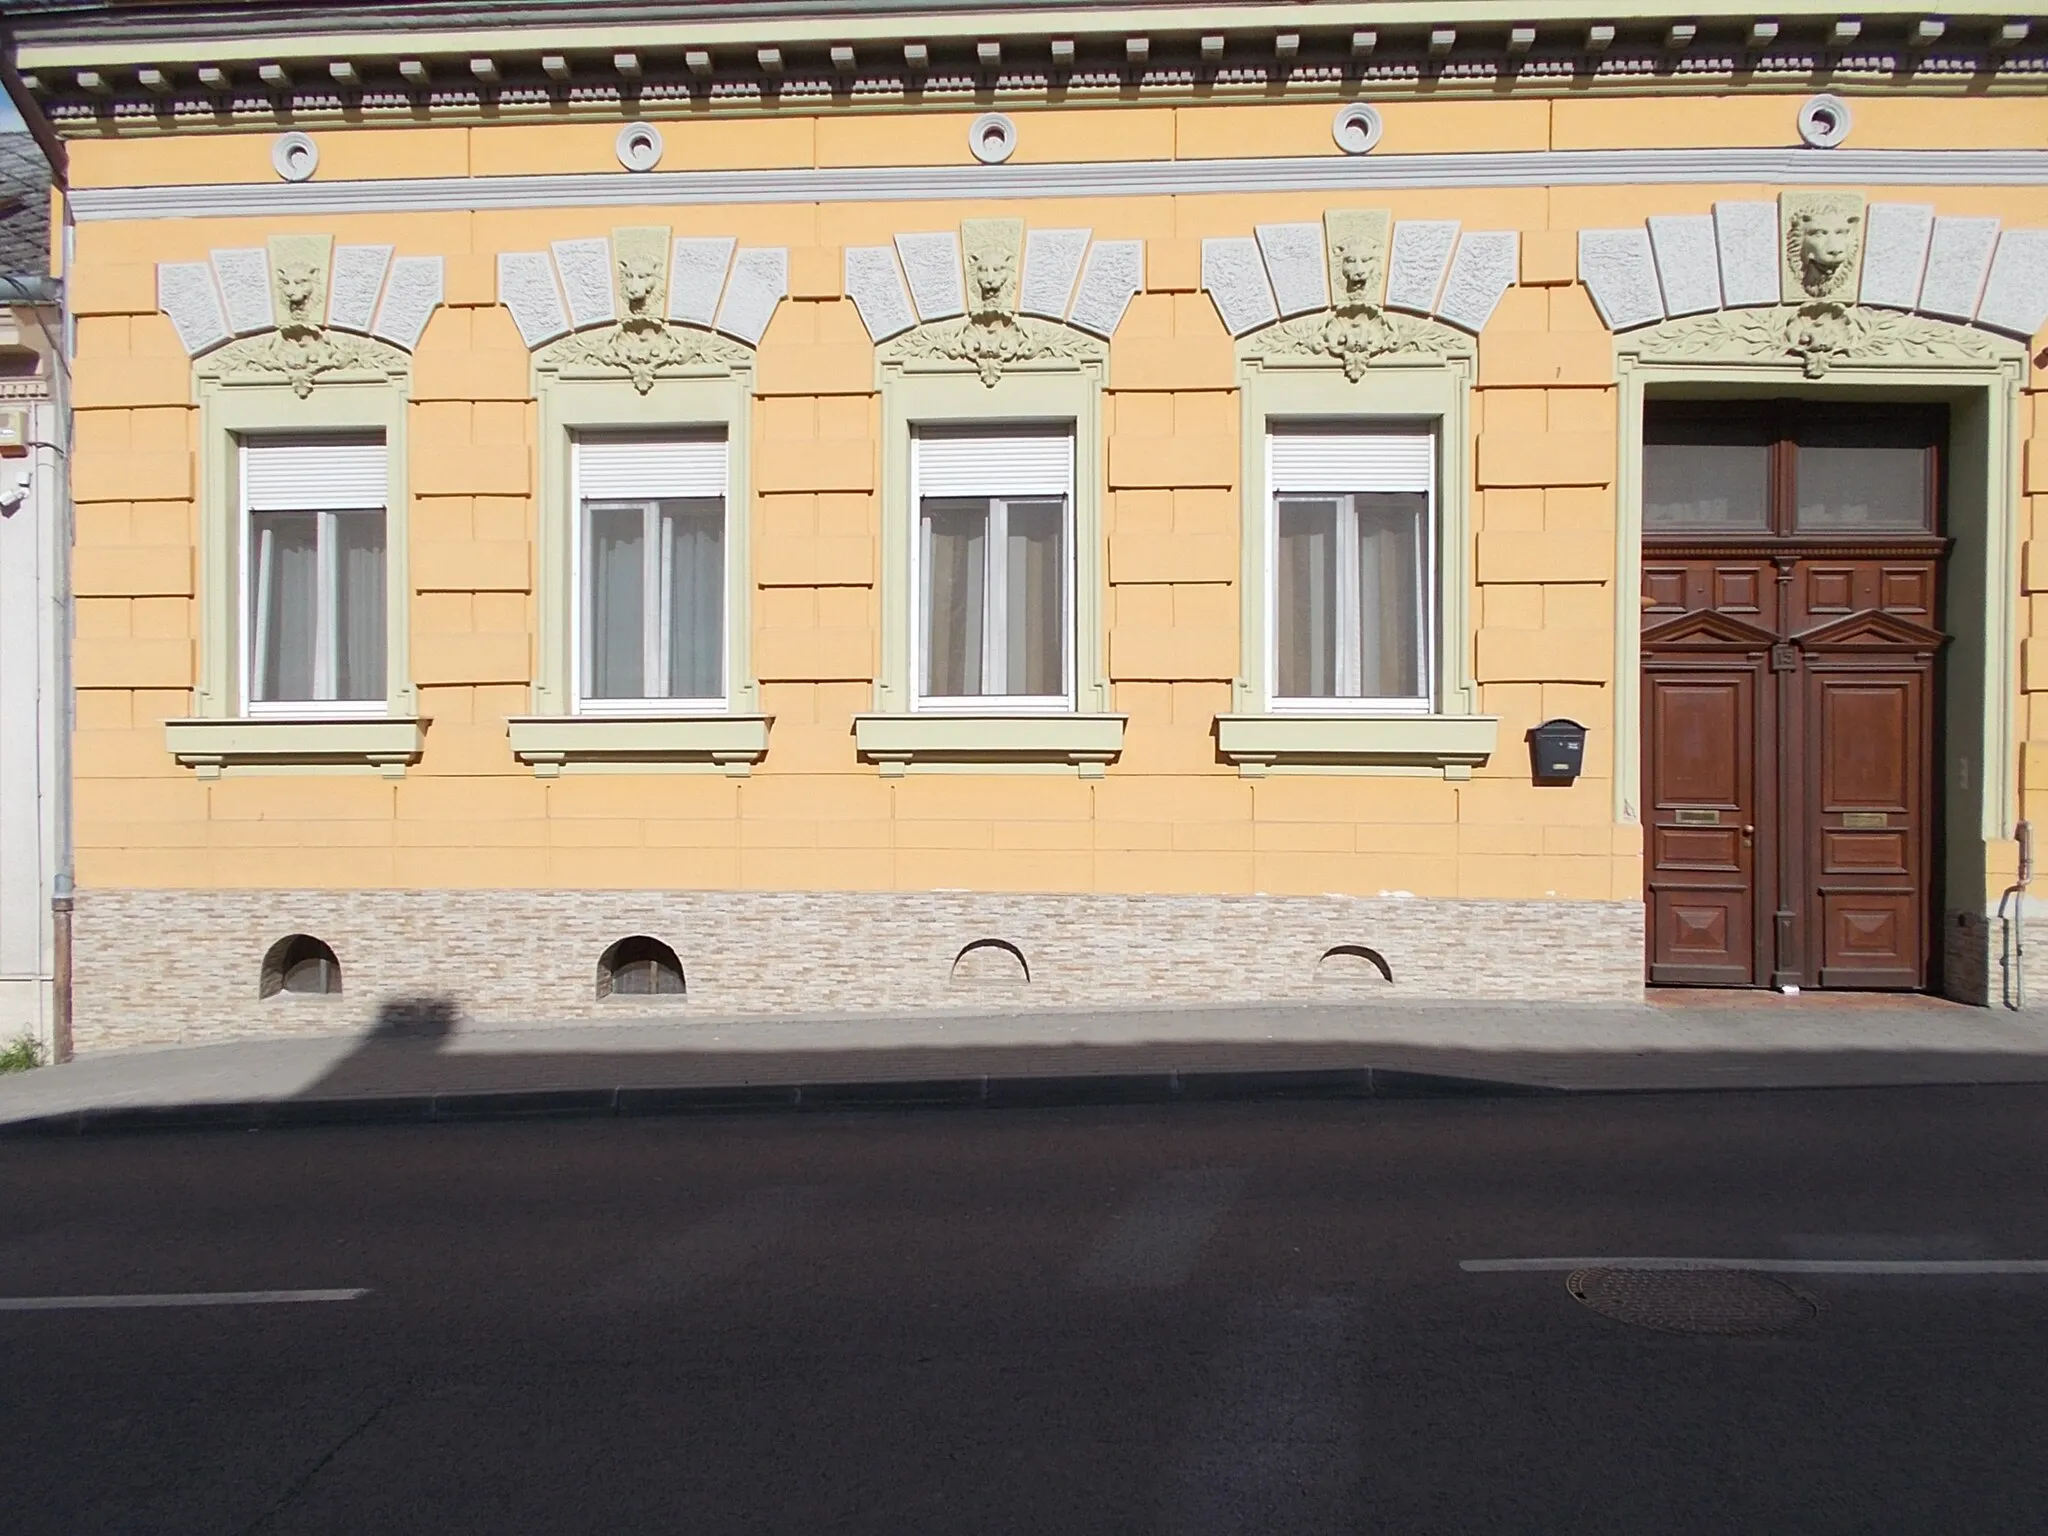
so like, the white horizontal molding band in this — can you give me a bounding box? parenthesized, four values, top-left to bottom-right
(68, 147, 2048, 223)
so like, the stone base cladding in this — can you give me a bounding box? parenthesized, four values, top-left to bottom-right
(1943, 910, 2048, 1009)
(72, 889, 1647, 1050)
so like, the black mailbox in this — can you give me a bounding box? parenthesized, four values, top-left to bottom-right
(1529, 718, 1588, 783)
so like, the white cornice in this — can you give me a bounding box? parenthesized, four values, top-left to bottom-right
(67, 148, 2048, 222)
(12, 3, 1999, 71)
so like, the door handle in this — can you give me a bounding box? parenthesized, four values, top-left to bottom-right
(1742, 824, 1755, 839)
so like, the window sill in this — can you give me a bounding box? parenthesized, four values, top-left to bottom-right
(853, 712, 1126, 776)
(1215, 713, 1499, 778)
(506, 714, 772, 776)
(165, 716, 426, 779)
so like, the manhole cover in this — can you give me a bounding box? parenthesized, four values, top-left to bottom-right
(1567, 1267, 1817, 1336)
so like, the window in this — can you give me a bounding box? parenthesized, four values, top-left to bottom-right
(574, 433, 728, 710)
(1268, 427, 1434, 712)
(1643, 412, 1771, 532)
(240, 436, 387, 716)
(1643, 402, 1943, 537)
(913, 426, 1073, 709)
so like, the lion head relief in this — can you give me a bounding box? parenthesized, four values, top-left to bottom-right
(1781, 193, 1865, 303)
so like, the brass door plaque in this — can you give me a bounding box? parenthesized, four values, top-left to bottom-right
(1841, 811, 1889, 829)
(1673, 808, 1722, 826)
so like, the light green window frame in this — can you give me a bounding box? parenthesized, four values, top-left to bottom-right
(168, 369, 424, 777)
(193, 376, 412, 720)
(859, 362, 1123, 776)
(510, 369, 765, 776)
(1220, 351, 1495, 778)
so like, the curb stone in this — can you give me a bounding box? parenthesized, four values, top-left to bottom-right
(0, 1064, 1561, 1137)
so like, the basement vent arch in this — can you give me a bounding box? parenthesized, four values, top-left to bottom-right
(951, 938, 1030, 986)
(1316, 944, 1394, 985)
(261, 934, 341, 998)
(598, 936, 686, 999)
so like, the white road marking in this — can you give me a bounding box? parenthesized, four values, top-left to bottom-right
(0, 1289, 368, 1311)
(1462, 1257, 2048, 1275)
(1072, 1168, 1246, 1292)
(585, 1185, 821, 1306)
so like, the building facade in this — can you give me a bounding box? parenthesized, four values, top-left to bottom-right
(0, 129, 65, 1052)
(7, 2, 2047, 1048)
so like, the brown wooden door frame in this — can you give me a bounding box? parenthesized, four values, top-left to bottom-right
(1640, 398, 1947, 992)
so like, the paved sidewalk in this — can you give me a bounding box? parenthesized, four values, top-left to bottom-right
(8, 992, 2048, 1134)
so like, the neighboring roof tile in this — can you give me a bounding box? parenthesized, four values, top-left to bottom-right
(0, 135, 55, 280)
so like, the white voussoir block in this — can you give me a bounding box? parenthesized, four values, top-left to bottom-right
(843, 246, 918, 341)
(1917, 216, 2000, 322)
(1019, 228, 1090, 321)
(1436, 230, 1519, 334)
(1647, 215, 1721, 317)
(550, 237, 616, 330)
(497, 251, 570, 347)
(894, 232, 966, 322)
(1255, 222, 1330, 317)
(668, 237, 736, 329)
(1578, 228, 1664, 331)
(1386, 220, 1459, 314)
(1712, 202, 1780, 309)
(1976, 229, 2048, 338)
(1202, 236, 1279, 336)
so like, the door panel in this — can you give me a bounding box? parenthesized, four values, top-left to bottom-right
(1805, 665, 1929, 989)
(1644, 665, 1762, 986)
(1818, 682, 1911, 808)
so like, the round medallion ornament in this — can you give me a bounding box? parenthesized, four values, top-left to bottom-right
(616, 122, 665, 172)
(270, 131, 319, 183)
(969, 112, 1018, 165)
(1332, 103, 1384, 156)
(1797, 94, 1852, 149)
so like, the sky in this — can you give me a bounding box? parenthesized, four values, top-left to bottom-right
(0, 99, 23, 133)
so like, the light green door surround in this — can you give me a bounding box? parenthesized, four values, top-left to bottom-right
(1612, 330, 2030, 915)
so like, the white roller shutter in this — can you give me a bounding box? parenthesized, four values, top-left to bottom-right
(242, 435, 387, 512)
(915, 426, 1073, 500)
(1269, 428, 1434, 494)
(576, 433, 728, 501)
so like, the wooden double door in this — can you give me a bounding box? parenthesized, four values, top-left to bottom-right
(1640, 401, 1946, 991)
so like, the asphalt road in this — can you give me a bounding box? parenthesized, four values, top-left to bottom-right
(5, 1088, 2048, 1534)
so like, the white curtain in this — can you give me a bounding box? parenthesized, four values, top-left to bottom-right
(922, 498, 987, 697)
(1356, 493, 1424, 699)
(1276, 499, 1337, 698)
(334, 510, 386, 702)
(585, 502, 646, 700)
(1003, 499, 1063, 697)
(250, 512, 319, 704)
(662, 499, 724, 699)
